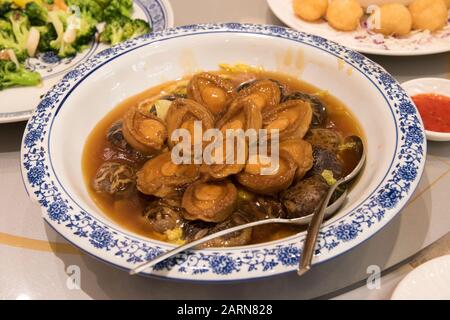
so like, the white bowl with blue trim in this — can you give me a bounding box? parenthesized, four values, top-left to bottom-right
(20, 23, 426, 282)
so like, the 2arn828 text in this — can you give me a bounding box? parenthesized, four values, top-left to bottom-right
(221, 305, 273, 315)
(177, 304, 273, 317)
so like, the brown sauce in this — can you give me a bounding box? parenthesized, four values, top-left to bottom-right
(82, 70, 363, 245)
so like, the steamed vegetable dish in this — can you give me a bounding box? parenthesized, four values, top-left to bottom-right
(83, 68, 364, 247)
(0, 0, 150, 90)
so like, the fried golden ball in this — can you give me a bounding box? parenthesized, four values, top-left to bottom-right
(370, 3, 412, 36)
(409, 0, 448, 32)
(326, 0, 364, 32)
(293, 0, 328, 22)
(445, 0, 450, 8)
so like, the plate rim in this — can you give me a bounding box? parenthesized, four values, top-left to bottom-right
(20, 23, 427, 282)
(267, 0, 450, 57)
(391, 254, 450, 300)
(0, 0, 174, 124)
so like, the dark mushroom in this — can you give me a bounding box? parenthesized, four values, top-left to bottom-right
(181, 220, 214, 243)
(105, 121, 147, 163)
(107, 121, 131, 151)
(280, 175, 330, 218)
(181, 180, 237, 223)
(236, 150, 298, 195)
(198, 211, 253, 248)
(143, 198, 183, 234)
(92, 162, 136, 196)
(263, 99, 313, 140)
(136, 152, 200, 198)
(240, 196, 286, 220)
(305, 128, 343, 153)
(122, 105, 168, 155)
(165, 98, 215, 149)
(279, 138, 313, 180)
(309, 146, 343, 179)
(283, 92, 327, 127)
(187, 72, 235, 116)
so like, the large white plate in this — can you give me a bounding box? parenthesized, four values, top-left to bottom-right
(0, 0, 174, 124)
(267, 0, 450, 56)
(392, 255, 450, 300)
(21, 23, 426, 282)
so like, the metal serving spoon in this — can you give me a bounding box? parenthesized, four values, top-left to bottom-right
(298, 137, 365, 276)
(130, 137, 365, 276)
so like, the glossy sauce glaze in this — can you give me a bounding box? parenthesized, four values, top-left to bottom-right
(82, 70, 364, 245)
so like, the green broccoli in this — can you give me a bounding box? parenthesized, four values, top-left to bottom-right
(0, 19, 17, 54)
(24, 1, 49, 26)
(35, 23, 57, 52)
(60, 0, 101, 49)
(7, 10, 30, 48)
(57, 39, 76, 57)
(73, 13, 97, 49)
(0, 60, 41, 90)
(0, 17, 11, 33)
(100, 16, 150, 45)
(104, 0, 133, 22)
(93, 0, 111, 9)
(129, 18, 150, 38)
(47, 10, 77, 58)
(66, 0, 103, 22)
(0, 13, 29, 61)
(0, 0, 13, 17)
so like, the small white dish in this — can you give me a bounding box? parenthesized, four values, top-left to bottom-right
(392, 255, 450, 300)
(402, 78, 450, 142)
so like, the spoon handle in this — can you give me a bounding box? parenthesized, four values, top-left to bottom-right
(298, 151, 365, 275)
(298, 182, 340, 276)
(129, 217, 291, 275)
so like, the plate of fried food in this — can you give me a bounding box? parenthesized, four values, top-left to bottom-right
(267, 0, 450, 56)
(0, 0, 173, 123)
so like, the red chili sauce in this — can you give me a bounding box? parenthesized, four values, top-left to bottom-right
(412, 93, 450, 133)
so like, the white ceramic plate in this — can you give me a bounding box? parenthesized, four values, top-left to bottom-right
(402, 78, 450, 141)
(0, 0, 174, 124)
(392, 255, 450, 300)
(21, 23, 426, 282)
(267, 0, 450, 56)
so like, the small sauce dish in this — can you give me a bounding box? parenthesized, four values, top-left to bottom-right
(402, 78, 450, 142)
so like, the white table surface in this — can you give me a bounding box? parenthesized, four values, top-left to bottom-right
(0, 0, 449, 300)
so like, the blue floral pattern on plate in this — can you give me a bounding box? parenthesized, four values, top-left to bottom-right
(21, 23, 426, 281)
